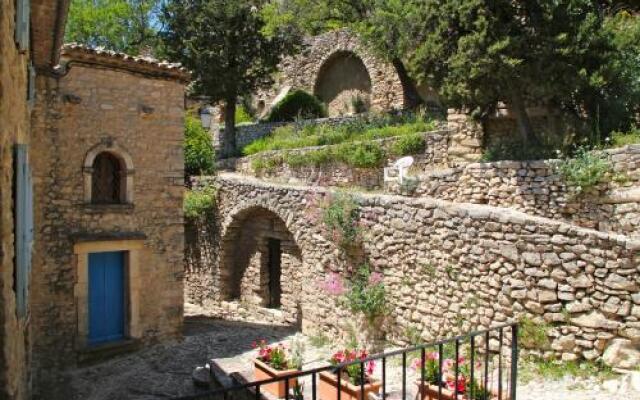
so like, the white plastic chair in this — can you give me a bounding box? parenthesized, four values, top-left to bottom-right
(384, 156, 414, 184)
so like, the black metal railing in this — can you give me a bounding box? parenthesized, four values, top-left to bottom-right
(177, 323, 518, 400)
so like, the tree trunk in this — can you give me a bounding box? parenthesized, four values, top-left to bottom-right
(223, 99, 237, 158)
(391, 57, 423, 110)
(509, 90, 541, 146)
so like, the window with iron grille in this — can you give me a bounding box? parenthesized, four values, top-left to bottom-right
(91, 152, 123, 204)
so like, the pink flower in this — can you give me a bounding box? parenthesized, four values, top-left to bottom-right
(365, 360, 376, 376)
(427, 352, 439, 361)
(368, 272, 383, 285)
(321, 272, 346, 296)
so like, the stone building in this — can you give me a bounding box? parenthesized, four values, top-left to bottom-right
(0, 1, 69, 399)
(28, 45, 188, 397)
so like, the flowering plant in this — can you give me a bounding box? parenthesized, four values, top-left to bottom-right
(329, 348, 376, 386)
(412, 354, 484, 395)
(252, 339, 297, 371)
(410, 352, 440, 384)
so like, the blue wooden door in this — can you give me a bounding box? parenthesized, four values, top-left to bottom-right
(88, 251, 125, 345)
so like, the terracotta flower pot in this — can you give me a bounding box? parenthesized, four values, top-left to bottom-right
(318, 371, 382, 400)
(415, 381, 503, 400)
(254, 359, 298, 398)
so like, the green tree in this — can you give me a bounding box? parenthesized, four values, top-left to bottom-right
(400, 0, 638, 145)
(262, 0, 425, 109)
(161, 0, 301, 157)
(184, 112, 215, 177)
(65, 0, 161, 54)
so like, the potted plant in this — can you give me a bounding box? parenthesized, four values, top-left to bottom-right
(413, 355, 496, 400)
(318, 348, 381, 400)
(252, 338, 303, 398)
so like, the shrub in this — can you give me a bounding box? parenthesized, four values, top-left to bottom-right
(481, 137, 556, 162)
(184, 185, 216, 219)
(556, 146, 612, 194)
(322, 192, 361, 249)
(343, 264, 387, 323)
(235, 104, 254, 124)
(391, 133, 426, 155)
(338, 142, 386, 168)
(184, 113, 215, 177)
(266, 90, 327, 122)
(609, 127, 640, 147)
(518, 315, 550, 349)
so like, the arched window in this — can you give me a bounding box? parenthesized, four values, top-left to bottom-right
(83, 141, 134, 205)
(91, 152, 123, 204)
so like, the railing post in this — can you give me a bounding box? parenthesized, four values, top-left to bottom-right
(511, 325, 519, 400)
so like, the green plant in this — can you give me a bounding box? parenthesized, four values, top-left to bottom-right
(391, 133, 426, 156)
(309, 333, 330, 348)
(251, 155, 283, 173)
(235, 104, 254, 124)
(343, 264, 387, 323)
(338, 142, 386, 168)
(242, 114, 437, 156)
(183, 185, 216, 219)
(518, 315, 551, 349)
(609, 127, 640, 147)
(184, 113, 215, 177)
(481, 137, 557, 162)
(322, 192, 361, 249)
(556, 146, 612, 194)
(266, 90, 327, 122)
(405, 326, 423, 345)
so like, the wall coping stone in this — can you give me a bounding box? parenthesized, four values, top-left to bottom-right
(214, 172, 640, 250)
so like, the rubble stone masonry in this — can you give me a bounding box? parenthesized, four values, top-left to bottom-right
(0, 0, 31, 398)
(187, 174, 640, 363)
(29, 58, 186, 397)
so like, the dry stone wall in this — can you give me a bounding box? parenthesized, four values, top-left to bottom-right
(254, 30, 406, 116)
(385, 145, 640, 238)
(226, 131, 450, 190)
(186, 174, 640, 363)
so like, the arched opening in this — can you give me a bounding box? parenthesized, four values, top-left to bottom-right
(91, 152, 125, 204)
(314, 51, 372, 117)
(219, 207, 302, 325)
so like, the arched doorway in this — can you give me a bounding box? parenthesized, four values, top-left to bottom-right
(219, 207, 303, 326)
(314, 51, 372, 117)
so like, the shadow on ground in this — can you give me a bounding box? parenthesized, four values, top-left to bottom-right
(49, 317, 299, 400)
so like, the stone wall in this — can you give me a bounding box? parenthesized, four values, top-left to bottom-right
(225, 131, 451, 189)
(29, 58, 185, 397)
(385, 145, 640, 238)
(186, 174, 640, 363)
(0, 0, 30, 398)
(253, 30, 406, 117)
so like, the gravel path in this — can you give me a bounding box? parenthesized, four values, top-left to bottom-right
(54, 306, 640, 400)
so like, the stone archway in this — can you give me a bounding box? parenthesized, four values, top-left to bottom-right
(314, 51, 372, 116)
(218, 206, 303, 326)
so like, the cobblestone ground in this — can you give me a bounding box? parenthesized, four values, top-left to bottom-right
(61, 305, 640, 400)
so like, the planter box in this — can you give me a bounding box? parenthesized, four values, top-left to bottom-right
(254, 359, 298, 398)
(319, 371, 382, 400)
(415, 382, 459, 400)
(415, 381, 504, 400)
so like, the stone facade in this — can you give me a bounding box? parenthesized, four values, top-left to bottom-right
(186, 174, 640, 363)
(254, 30, 407, 117)
(29, 46, 187, 397)
(0, 1, 31, 398)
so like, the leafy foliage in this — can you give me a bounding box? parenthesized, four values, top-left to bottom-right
(343, 265, 387, 323)
(66, 0, 160, 54)
(265, 90, 327, 122)
(184, 113, 215, 177)
(518, 316, 550, 349)
(243, 114, 436, 155)
(161, 0, 301, 156)
(609, 126, 640, 147)
(391, 133, 426, 156)
(480, 137, 557, 162)
(322, 192, 361, 250)
(183, 185, 216, 219)
(235, 105, 255, 124)
(556, 146, 612, 194)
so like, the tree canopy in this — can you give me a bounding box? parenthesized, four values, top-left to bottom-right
(65, 0, 161, 54)
(161, 0, 301, 157)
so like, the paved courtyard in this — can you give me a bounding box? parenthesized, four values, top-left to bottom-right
(58, 304, 640, 400)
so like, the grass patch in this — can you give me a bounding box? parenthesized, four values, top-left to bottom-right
(609, 127, 640, 147)
(243, 114, 437, 156)
(183, 185, 216, 219)
(308, 333, 331, 348)
(518, 316, 551, 349)
(519, 358, 616, 384)
(391, 133, 426, 156)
